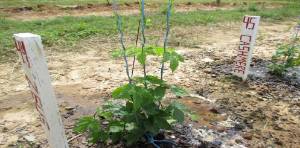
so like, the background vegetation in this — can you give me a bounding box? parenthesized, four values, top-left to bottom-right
(0, 0, 300, 62)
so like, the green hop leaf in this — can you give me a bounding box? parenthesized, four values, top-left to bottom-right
(137, 52, 146, 65)
(189, 113, 199, 121)
(170, 85, 188, 97)
(109, 125, 124, 133)
(150, 86, 167, 101)
(74, 116, 98, 133)
(164, 51, 184, 72)
(112, 84, 134, 99)
(173, 108, 185, 123)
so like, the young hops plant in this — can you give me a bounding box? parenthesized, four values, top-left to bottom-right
(74, 0, 191, 147)
(268, 25, 300, 76)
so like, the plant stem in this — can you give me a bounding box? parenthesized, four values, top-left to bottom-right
(131, 19, 141, 78)
(112, 0, 131, 84)
(140, 0, 147, 88)
(160, 0, 172, 80)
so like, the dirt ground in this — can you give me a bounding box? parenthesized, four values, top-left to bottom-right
(0, 2, 282, 21)
(0, 3, 300, 148)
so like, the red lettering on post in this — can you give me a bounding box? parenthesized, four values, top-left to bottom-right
(25, 75, 38, 94)
(240, 35, 252, 46)
(243, 16, 256, 30)
(237, 50, 248, 58)
(237, 55, 247, 66)
(31, 91, 50, 130)
(25, 74, 49, 130)
(14, 39, 31, 68)
(239, 45, 251, 52)
(233, 64, 245, 74)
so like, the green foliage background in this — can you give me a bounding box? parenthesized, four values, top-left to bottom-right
(1, 1, 300, 62)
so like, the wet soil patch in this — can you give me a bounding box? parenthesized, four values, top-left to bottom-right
(161, 97, 249, 147)
(207, 57, 300, 147)
(180, 97, 227, 128)
(210, 58, 300, 100)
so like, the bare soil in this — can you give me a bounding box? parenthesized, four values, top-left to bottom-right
(0, 2, 282, 21)
(0, 12, 299, 148)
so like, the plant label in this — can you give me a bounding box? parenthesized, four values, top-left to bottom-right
(233, 16, 260, 81)
(13, 33, 69, 148)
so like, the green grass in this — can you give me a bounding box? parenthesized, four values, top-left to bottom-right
(1, 2, 300, 62)
(172, 4, 300, 25)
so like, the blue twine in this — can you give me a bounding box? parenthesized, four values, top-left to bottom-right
(140, 0, 146, 49)
(112, 0, 132, 83)
(140, 0, 148, 87)
(160, 0, 173, 80)
(144, 133, 176, 148)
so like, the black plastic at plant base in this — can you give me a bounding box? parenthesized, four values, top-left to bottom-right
(144, 133, 176, 148)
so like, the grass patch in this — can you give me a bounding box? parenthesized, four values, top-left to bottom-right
(172, 4, 300, 25)
(0, 16, 122, 61)
(1, 3, 300, 62)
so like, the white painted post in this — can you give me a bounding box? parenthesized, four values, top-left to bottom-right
(13, 33, 69, 148)
(233, 16, 260, 81)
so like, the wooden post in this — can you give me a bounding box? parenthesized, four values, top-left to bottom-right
(13, 33, 69, 148)
(233, 16, 260, 81)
